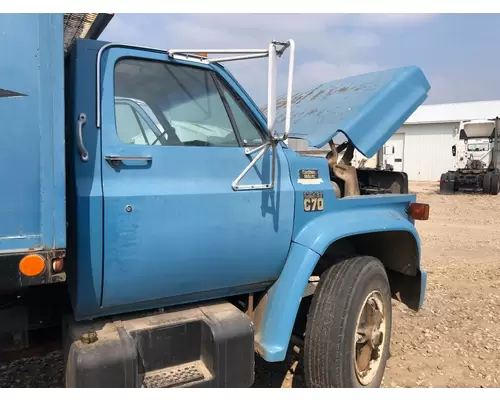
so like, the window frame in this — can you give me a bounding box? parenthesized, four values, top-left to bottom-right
(210, 72, 268, 147)
(115, 99, 162, 146)
(112, 56, 269, 149)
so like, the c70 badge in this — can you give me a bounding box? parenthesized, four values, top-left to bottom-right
(303, 191, 324, 212)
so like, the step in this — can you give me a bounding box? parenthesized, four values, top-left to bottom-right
(142, 361, 210, 388)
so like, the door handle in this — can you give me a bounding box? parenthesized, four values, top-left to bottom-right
(104, 155, 153, 162)
(77, 113, 89, 162)
(104, 155, 153, 167)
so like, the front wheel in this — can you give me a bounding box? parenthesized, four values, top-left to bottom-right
(304, 256, 392, 388)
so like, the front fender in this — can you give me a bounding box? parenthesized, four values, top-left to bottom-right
(254, 207, 424, 362)
(294, 204, 421, 256)
(254, 242, 319, 362)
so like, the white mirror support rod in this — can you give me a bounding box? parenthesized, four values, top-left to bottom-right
(96, 42, 293, 129)
(267, 42, 278, 135)
(283, 39, 295, 144)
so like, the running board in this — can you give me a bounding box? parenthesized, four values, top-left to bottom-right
(142, 361, 209, 388)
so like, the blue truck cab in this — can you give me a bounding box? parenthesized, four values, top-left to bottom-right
(0, 13, 430, 388)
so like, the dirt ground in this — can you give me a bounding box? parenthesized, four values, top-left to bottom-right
(2, 181, 500, 388)
(381, 181, 500, 388)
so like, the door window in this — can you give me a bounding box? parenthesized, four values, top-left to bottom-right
(115, 99, 165, 146)
(113, 58, 265, 148)
(219, 86, 264, 146)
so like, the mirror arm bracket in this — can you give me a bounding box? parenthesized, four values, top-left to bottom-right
(232, 139, 278, 191)
(232, 39, 295, 192)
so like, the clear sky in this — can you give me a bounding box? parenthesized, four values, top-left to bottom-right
(100, 13, 500, 107)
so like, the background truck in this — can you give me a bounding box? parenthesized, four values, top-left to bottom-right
(0, 13, 431, 388)
(440, 118, 500, 194)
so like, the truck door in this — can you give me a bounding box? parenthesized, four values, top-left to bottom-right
(385, 133, 405, 172)
(98, 47, 295, 308)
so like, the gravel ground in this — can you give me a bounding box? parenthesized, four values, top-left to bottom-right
(381, 181, 500, 388)
(2, 181, 500, 388)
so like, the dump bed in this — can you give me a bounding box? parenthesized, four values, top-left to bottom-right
(0, 13, 112, 255)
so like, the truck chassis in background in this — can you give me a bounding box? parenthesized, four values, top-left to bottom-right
(440, 117, 500, 195)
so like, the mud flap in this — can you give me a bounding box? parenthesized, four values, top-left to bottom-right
(439, 173, 455, 195)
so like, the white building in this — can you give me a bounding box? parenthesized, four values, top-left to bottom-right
(288, 100, 500, 182)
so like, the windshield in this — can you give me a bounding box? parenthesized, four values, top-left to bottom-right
(467, 143, 489, 152)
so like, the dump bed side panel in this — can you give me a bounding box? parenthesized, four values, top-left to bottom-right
(0, 13, 66, 253)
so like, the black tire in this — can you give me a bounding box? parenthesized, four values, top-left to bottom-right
(304, 256, 392, 388)
(483, 173, 492, 194)
(440, 182, 455, 194)
(491, 174, 500, 195)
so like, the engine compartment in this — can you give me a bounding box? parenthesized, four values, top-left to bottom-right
(324, 139, 409, 198)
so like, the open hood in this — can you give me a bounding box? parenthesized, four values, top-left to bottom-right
(269, 66, 430, 158)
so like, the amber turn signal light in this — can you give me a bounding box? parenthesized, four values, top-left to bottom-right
(19, 254, 45, 277)
(407, 203, 430, 221)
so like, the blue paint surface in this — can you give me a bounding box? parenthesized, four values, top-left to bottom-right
(254, 149, 427, 361)
(286, 148, 420, 254)
(255, 241, 320, 361)
(64, 39, 106, 316)
(68, 41, 295, 319)
(0, 13, 66, 253)
(273, 66, 431, 158)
